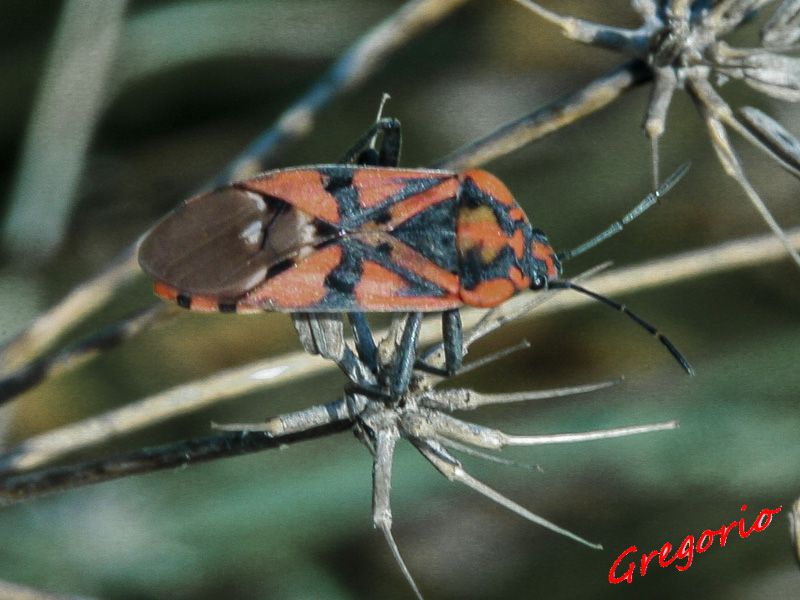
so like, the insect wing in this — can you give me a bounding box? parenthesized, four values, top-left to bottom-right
(139, 183, 339, 302)
(139, 166, 462, 311)
(139, 187, 278, 299)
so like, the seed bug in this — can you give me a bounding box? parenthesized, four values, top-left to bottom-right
(138, 112, 693, 395)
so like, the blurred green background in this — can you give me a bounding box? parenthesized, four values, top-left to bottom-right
(1, 1, 799, 598)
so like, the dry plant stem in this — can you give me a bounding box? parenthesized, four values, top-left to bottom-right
(412, 438, 603, 549)
(438, 437, 541, 470)
(452, 339, 530, 375)
(419, 262, 612, 369)
(2, 226, 799, 474)
(213, 380, 616, 436)
(500, 420, 678, 446)
(762, 0, 800, 51)
(436, 60, 650, 171)
(0, 398, 675, 509)
(645, 68, 678, 186)
(213, 396, 365, 436)
(790, 496, 800, 567)
(465, 262, 611, 345)
(0, 304, 169, 407)
(517, 0, 800, 271)
(0, 351, 339, 471)
(511, 0, 645, 52)
(0, 0, 466, 379)
(632, 0, 658, 20)
(219, 0, 469, 183)
(688, 80, 800, 267)
(0, 316, 655, 565)
(0, 420, 352, 508)
(420, 379, 621, 411)
(735, 107, 800, 178)
(0, 247, 139, 376)
(410, 410, 677, 450)
(371, 424, 424, 600)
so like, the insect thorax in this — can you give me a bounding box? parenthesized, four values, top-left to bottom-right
(455, 170, 560, 307)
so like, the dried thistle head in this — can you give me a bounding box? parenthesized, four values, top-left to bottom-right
(518, 0, 800, 267)
(235, 301, 676, 599)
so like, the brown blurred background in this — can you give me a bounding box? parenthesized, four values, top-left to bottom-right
(0, 1, 799, 598)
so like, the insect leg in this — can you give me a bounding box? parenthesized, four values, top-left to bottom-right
(291, 313, 378, 386)
(347, 312, 378, 372)
(339, 109, 402, 380)
(413, 309, 464, 377)
(346, 112, 403, 379)
(338, 117, 402, 167)
(388, 312, 423, 396)
(441, 308, 463, 374)
(376, 117, 402, 168)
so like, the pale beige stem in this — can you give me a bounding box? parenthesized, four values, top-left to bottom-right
(1, 227, 797, 473)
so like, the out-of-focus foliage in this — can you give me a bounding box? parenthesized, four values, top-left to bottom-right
(0, 1, 798, 598)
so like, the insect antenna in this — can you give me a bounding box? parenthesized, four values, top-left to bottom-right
(547, 280, 694, 375)
(556, 161, 690, 262)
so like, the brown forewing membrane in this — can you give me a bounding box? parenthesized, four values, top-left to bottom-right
(138, 187, 327, 299)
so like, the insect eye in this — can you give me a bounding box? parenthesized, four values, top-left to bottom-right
(530, 275, 546, 290)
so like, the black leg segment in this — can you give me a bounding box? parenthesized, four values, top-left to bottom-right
(414, 309, 464, 378)
(338, 117, 402, 167)
(441, 309, 463, 375)
(348, 312, 379, 372)
(389, 312, 423, 397)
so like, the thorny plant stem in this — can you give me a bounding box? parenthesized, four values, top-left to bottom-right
(511, 0, 649, 53)
(0, 0, 467, 377)
(516, 0, 800, 271)
(423, 379, 621, 411)
(725, 108, 800, 180)
(0, 413, 676, 508)
(0, 304, 168, 407)
(0, 421, 353, 508)
(501, 420, 678, 445)
(1, 226, 798, 474)
(687, 77, 800, 267)
(412, 437, 604, 549)
(436, 60, 651, 170)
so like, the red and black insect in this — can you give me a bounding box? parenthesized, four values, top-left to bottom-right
(139, 116, 692, 394)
